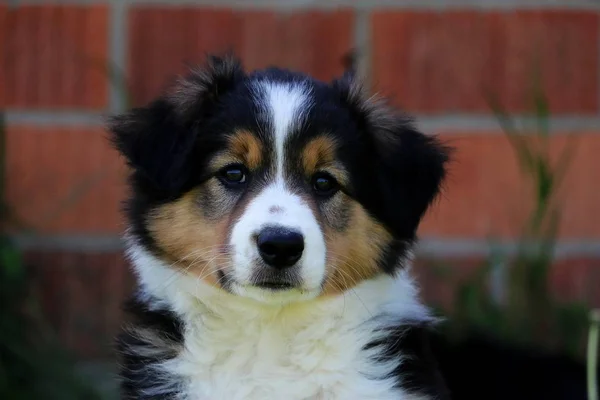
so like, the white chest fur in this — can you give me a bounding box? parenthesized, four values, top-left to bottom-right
(129, 246, 431, 400)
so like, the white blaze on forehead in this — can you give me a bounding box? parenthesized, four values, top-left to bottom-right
(227, 80, 323, 302)
(254, 81, 311, 179)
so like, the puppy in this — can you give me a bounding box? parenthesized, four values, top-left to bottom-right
(110, 55, 451, 400)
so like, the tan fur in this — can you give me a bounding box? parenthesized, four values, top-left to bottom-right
(227, 130, 263, 170)
(146, 187, 229, 287)
(209, 130, 264, 173)
(302, 136, 336, 173)
(146, 128, 266, 289)
(147, 132, 390, 294)
(301, 136, 349, 186)
(301, 135, 389, 295)
(321, 200, 392, 295)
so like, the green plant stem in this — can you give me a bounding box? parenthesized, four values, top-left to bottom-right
(588, 309, 600, 400)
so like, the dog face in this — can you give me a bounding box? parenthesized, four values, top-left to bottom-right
(110, 56, 449, 304)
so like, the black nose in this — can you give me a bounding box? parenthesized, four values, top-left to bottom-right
(257, 227, 304, 269)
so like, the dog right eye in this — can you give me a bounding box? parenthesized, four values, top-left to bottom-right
(218, 164, 248, 187)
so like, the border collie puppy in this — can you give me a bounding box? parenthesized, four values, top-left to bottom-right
(110, 55, 451, 400)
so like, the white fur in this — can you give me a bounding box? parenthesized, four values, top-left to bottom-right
(256, 80, 311, 179)
(127, 243, 432, 400)
(122, 80, 433, 399)
(228, 182, 326, 303)
(228, 81, 326, 304)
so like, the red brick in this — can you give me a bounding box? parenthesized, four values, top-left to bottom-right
(27, 251, 133, 359)
(23, 248, 599, 359)
(6, 127, 598, 239)
(413, 256, 485, 311)
(1, 5, 109, 109)
(128, 7, 353, 104)
(416, 255, 600, 313)
(372, 11, 598, 114)
(5, 126, 127, 234)
(419, 133, 600, 239)
(550, 258, 600, 307)
(0, 5, 7, 107)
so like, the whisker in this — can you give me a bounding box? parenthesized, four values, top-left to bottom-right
(153, 246, 229, 291)
(325, 252, 374, 317)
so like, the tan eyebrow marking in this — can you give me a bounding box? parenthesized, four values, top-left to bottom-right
(302, 135, 349, 186)
(228, 130, 263, 169)
(302, 135, 337, 174)
(209, 130, 264, 171)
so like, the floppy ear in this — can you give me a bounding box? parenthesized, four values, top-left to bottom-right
(107, 54, 245, 197)
(371, 116, 450, 239)
(332, 73, 450, 239)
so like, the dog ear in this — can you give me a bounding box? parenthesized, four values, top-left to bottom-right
(370, 116, 450, 239)
(108, 54, 245, 197)
(332, 74, 450, 239)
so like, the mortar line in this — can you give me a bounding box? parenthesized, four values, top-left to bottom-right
(108, 0, 129, 113)
(12, 234, 600, 259)
(7, 111, 600, 133)
(5, 111, 106, 126)
(353, 9, 372, 91)
(417, 238, 600, 260)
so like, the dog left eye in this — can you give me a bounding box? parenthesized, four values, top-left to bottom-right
(218, 165, 247, 186)
(311, 173, 339, 197)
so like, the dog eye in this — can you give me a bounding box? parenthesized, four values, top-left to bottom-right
(311, 173, 339, 197)
(218, 165, 248, 186)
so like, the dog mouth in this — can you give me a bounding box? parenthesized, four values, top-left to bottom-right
(220, 267, 308, 294)
(253, 281, 296, 291)
(250, 269, 301, 291)
(219, 270, 300, 292)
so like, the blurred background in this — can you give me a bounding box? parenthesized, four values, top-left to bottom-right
(1, 0, 599, 399)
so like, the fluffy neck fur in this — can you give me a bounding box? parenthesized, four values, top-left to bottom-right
(125, 242, 434, 400)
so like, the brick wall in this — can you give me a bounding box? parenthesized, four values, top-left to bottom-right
(2, 0, 599, 360)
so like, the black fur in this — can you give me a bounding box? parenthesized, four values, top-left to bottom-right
(432, 331, 599, 400)
(330, 73, 450, 242)
(109, 55, 449, 271)
(365, 321, 451, 399)
(110, 54, 451, 399)
(117, 295, 185, 399)
(108, 55, 256, 257)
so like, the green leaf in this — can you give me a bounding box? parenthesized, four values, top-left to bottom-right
(0, 244, 23, 280)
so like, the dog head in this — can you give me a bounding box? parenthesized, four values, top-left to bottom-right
(109, 55, 449, 304)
